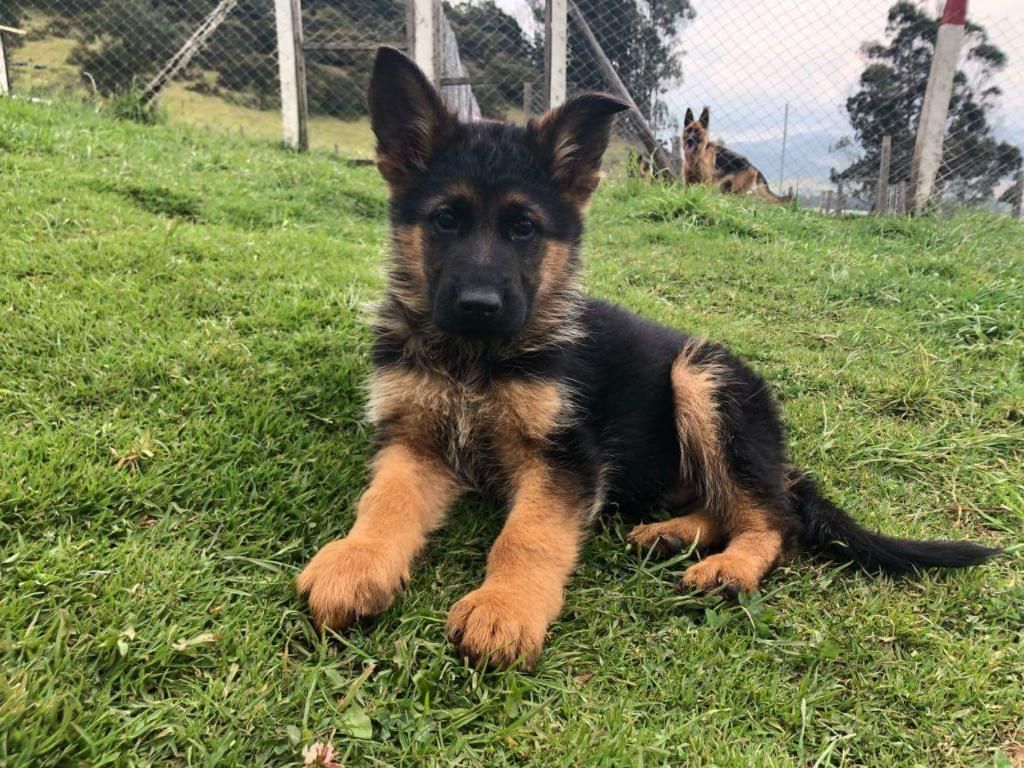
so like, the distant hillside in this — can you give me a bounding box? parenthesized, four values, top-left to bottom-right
(727, 130, 857, 191)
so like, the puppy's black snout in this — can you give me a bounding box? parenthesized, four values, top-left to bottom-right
(457, 288, 503, 317)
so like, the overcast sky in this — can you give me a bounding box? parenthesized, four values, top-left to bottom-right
(492, 0, 1024, 186)
(671, 0, 1024, 148)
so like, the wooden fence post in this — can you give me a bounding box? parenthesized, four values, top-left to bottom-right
(275, 0, 308, 150)
(545, 0, 567, 108)
(1013, 170, 1024, 219)
(410, 0, 441, 85)
(523, 80, 534, 117)
(0, 34, 8, 96)
(777, 102, 789, 193)
(436, 0, 479, 120)
(909, 0, 967, 214)
(874, 135, 892, 214)
(0, 33, 8, 96)
(0, 25, 28, 96)
(891, 181, 907, 215)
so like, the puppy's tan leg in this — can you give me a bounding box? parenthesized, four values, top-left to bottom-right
(628, 508, 724, 556)
(681, 494, 783, 596)
(297, 443, 459, 630)
(447, 464, 586, 669)
(669, 341, 787, 595)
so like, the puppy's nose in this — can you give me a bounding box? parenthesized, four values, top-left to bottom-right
(457, 288, 502, 316)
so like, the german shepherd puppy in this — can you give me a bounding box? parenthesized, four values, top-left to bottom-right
(683, 107, 791, 204)
(297, 48, 998, 669)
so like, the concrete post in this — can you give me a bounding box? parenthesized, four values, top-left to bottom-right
(909, 0, 967, 214)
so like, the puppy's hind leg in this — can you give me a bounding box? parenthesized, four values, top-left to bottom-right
(626, 487, 724, 561)
(628, 503, 724, 557)
(680, 494, 785, 597)
(664, 340, 795, 596)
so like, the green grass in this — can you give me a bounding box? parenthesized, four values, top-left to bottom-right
(10, 27, 377, 157)
(1, 98, 1022, 768)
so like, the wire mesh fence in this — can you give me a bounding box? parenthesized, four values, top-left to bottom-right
(2, 0, 281, 137)
(301, 0, 544, 129)
(562, 0, 1024, 212)
(1, 0, 1022, 214)
(302, 0, 404, 122)
(442, 1, 543, 120)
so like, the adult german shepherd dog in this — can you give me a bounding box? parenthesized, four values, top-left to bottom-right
(297, 48, 998, 669)
(683, 106, 791, 204)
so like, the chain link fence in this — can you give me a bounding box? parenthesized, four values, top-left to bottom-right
(2, 0, 281, 138)
(302, 0, 403, 130)
(2, 0, 1022, 214)
(559, 0, 1024, 212)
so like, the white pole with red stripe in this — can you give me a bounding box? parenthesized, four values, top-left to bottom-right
(909, 0, 967, 214)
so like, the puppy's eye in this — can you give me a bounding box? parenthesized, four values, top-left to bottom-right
(510, 216, 535, 241)
(433, 208, 459, 234)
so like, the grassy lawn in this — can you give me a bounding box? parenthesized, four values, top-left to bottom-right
(1, 99, 1022, 767)
(8, 29, 378, 158)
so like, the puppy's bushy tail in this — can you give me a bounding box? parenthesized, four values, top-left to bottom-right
(787, 470, 1000, 573)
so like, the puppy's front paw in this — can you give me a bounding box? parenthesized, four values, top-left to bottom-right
(297, 537, 409, 631)
(446, 586, 548, 670)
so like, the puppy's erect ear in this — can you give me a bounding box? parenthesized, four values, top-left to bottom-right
(699, 107, 710, 128)
(368, 47, 456, 190)
(684, 107, 694, 126)
(528, 93, 629, 207)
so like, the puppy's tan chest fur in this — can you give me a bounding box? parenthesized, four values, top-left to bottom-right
(367, 366, 569, 484)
